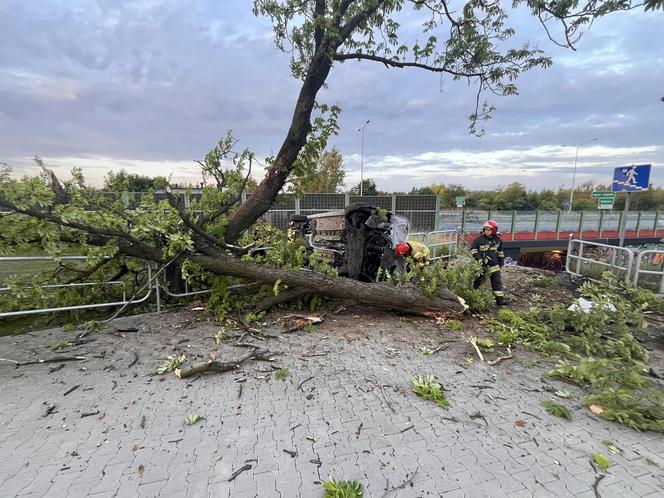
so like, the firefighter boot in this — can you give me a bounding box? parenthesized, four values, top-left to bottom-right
(495, 295, 509, 306)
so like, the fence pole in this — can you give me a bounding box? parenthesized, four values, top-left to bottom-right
(555, 210, 562, 239)
(510, 210, 516, 239)
(599, 210, 605, 238)
(653, 210, 660, 237)
(391, 194, 397, 213)
(155, 272, 161, 313)
(344, 193, 350, 207)
(618, 208, 625, 243)
(534, 210, 540, 241)
(577, 241, 583, 275)
(636, 211, 642, 237)
(241, 192, 247, 204)
(434, 196, 441, 230)
(461, 208, 466, 230)
(578, 211, 585, 238)
(294, 197, 301, 215)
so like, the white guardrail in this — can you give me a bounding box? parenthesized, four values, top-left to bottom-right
(632, 249, 664, 294)
(409, 229, 458, 262)
(566, 239, 634, 283)
(0, 256, 157, 319)
(566, 238, 664, 293)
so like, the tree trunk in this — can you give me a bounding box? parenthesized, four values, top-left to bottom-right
(224, 47, 335, 244)
(192, 254, 467, 314)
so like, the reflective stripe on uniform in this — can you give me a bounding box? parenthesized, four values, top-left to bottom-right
(497, 251, 505, 257)
(470, 249, 479, 254)
(408, 240, 431, 260)
(493, 291, 505, 296)
(488, 265, 501, 273)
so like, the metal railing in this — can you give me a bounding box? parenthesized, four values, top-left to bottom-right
(565, 239, 634, 284)
(0, 256, 155, 319)
(409, 229, 458, 262)
(632, 249, 664, 294)
(441, 209, 662, 239)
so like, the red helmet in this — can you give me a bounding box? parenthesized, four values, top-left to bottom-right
(395, 242, 411, 257)
(483, 219, 498, 232)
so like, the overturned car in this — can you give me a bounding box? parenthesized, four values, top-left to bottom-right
(287, 204, 411, 282)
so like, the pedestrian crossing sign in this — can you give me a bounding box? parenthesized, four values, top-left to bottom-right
(612, 164, 651, 192)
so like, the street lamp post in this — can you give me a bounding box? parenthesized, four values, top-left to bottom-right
(358, 120, 370, 196)
(567, 137, 599, 211)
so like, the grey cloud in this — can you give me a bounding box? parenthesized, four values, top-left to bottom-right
(2, 1, 663, 192)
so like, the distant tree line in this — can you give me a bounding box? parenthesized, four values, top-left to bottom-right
(409, 181, 664, 211)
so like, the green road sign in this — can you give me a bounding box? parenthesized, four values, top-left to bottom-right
(455, 196, 465, 208)
(598, 197, 614, 209)
(592, 191, 616, 199)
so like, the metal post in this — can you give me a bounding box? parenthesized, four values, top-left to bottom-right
(344, 193, 350, 207)
(461, 207, 466, 230)
(555, 210, 562, 239)
(511, 210, 517, 239)
(654, 210, 660, 237)
(153, 267, 161, 313)
(598, 210, 605, 239)
(534, 210, 540, 241)
(358, 120, 370, 196)
(391, 194, 397, 214)
(636, 211, 642, 237)
(241, 192, 248, 204)
(294, 197, 301, 215)
(576, 241, 583, 275)
(578, 211, 585, 238)
(568, 137, 598, 211)
(434, 195, 441, 230)
(619, 192, 632, 247)
(569, 148, 580, 211)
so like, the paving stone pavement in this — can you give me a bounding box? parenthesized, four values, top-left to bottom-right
(1, 309, 663, 497)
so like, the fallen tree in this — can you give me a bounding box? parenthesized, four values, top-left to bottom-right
(0, 1, 648, 318)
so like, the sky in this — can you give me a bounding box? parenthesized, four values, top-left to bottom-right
(1, 1, 663, 193)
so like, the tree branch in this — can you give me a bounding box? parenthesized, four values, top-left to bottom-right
(199, 156, 253, 226)
(0, 198, 163, 262)
(314, 0, 326, 51)
(334, 52, 484, 77)
(338, 0, 386, 40)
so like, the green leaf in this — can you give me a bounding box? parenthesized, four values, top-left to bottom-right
(275, 368, 289, 381)
(412, 375, 449, 409)
(602, 440, 620, 454)
(157, 353, 187, 374)
(593, 453, 610, 470)
(185, 414, 203, 426)
(323, 477, 363, 497)
(542, 400, 572, 420)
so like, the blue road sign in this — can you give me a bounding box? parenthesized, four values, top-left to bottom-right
(612, 164, 651, 192)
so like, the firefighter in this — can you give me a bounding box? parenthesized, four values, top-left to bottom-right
(395, 240, 430, 267)
(471, 220, 508, 305)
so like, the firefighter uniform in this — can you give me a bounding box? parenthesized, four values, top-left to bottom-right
(408, 240, 431, 266)
(470, 232, 506, 305)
